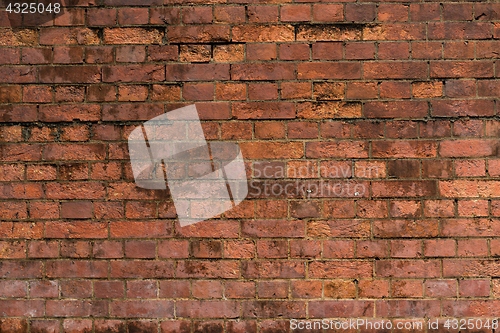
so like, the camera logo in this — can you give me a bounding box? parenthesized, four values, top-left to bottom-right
(128, 105, 248, 227)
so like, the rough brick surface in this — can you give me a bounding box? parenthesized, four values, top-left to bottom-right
(0, 0, 500, 330)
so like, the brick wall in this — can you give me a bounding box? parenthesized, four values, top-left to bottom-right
(1, 0, 500, 331)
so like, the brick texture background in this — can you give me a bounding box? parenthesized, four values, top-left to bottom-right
(1, 0, 500, 331)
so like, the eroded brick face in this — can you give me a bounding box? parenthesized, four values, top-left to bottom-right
(1, 0, 500, 330)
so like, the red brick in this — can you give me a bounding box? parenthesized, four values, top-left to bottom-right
(28, 241, 59, 258)
(150, 7, 180, 25)
(0, 105, 33, 122)
(309, 300, 373, 318)
(357, 240, 387, 258)
(281, 5, 311, 22)
(247, 6, 279, 23)
(110, 300, 173, 318)
(0, 261, 42, 278)
(376, 260, 440, 278)
(429, 22, 492, 40)
(215, 6, 245, 24)
(179, 44, 211, 62)
(103, 64, 164, 82)
(345, 42, 376, 59)
(279, 43, 309, 60)
(298, 62, 361, 79)
(0, 48, 20, 65)
(377, 300, 440, 317)
(0, 201, 27, 220)
(323, 240, 355, 258)
(310, 261, 372, 278)
(192, 280, 223, 299)
(183, 83, 214, 101)
(159, 280, 190, 298)
(60, 240, 91, 258)
(221, 122, 252, 140)
(93, 241, 124, 259)
(410, 3, 440, 21)
(61, 280, 92, 298)
(111, 261, 174, 279)
(21, 48, 51, 64)
(378, 82, 409, 99)
(291, 280, 322, 299)
(312, 42, 343, 60)
(374, 219, 439, 238)
(182, 7, 213, 24)
(363, 23, 425, 41)
(151, 84, 181, 101)
(430, 61, 493, 78)
(45, 222, 107, 239)
(257, 240, 287, 259)
(372, 141, 436, 158)
(444, 260, 500, 277)
(346, 4, 376, 22)
(0, 300, 44, 317)
(443, 3, 473, 20)
(0, 280, 28, 297)
(364, 61, 427, 79)
(257, 281, 288, 299)
(378, 4, 408, 21)
(86, 46, 114, 64)
(455, 160, 486, 178)
(177, 300, 239, 318)
(232, 63, 293, 80)
(308, 220, 370, 238)
(423, 200, 454, 218)
(459, 279, 490, 297)
(39, 66, 100, 83)
(116, 46, 146, 63)
(94, 281, 124, 299)
(358, 280, 389, 298)
(346, 82, 378, 99)
(127, 321, 158, 332)
(104, 27, 162, 44)
(243, 261, 304, 279)
(126, 280, 157, 299)
(225, 281, 255, 299)
(53, 46, 84, 64)
(87, 8, 116, 26)
(117, 8, 148, 25)
(411, 42, 442, 59)
(147, 45, 178, 62)
(125, 240, 156, 259)
(167, 25, 229, 43)
(0, 183, 44, 199)
(248, 83, 278, 100)
(215, 83, 245, 100)
(166, 63, 229, 81)
(389, 120, 420, 138)
(444, 41, 475, 59)
(392, 280, 423, 298)
(390, 240, 422, 258)
(160, 321, 191, 333)
(31, 320, 60, 333)
(425, 280, 456, 298)
(457, 239, 488, 257)
(224, 240, 254, 259)
(111, 221, 172, 238)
